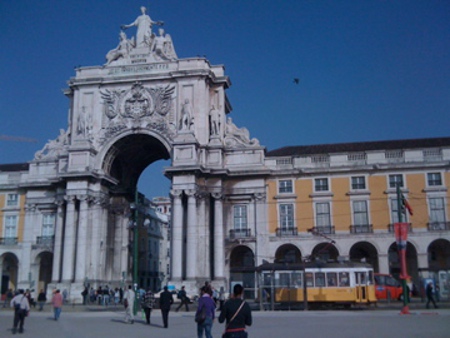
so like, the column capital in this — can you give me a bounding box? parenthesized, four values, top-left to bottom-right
(254, 192, 266, 201)
(185, 189, 197, 197)
(64, 195, 77, 203)
(170, 189, 183, 198)
(212, 192, 223, 200)
(25, 203, 36, 212)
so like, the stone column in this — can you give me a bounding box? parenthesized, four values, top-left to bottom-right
(20, 204, 36, 285)
(253, 193, 270, 266)
(197, 193, 209, 278)
(213, 193, 224, 279)
(75, 195, 89, 281)
(170, 190, 183, 281)
(186, 190, 198, 279)
(62, 196, 77, 282)
(51, 199, 65, 282)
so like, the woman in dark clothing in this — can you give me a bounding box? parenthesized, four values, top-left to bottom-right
(196, 286, 216, 338)
(141, 289, 155, 324)
(219, 284, 252, 338)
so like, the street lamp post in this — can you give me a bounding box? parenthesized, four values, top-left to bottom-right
(130, 189, 139, 315)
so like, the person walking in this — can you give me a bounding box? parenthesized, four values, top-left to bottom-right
(159, 286, 173, 328)
(141, 288, 155, 324)
(10, 289, 30, 334)
(37, 289, 47, 311)
(175, 286, 190, 312)
(196, 286, 216, 338)
(51, 289, 63, 320)
(124, 285, 135, 324)
(219, 284, 252, 338)
(426, 282, 438, 309)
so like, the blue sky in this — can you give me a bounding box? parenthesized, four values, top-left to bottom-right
(1, 1, 449, 198)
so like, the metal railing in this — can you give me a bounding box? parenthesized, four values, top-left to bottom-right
(427, 222, 450, 231)
(36, 236, 55, 245)
(388, 223, 412, 233)
(0, 237, 18, 245)
(314, 226, 335, 235)
(276, 228, 298, 237)
(349, 224, 373, 234)
(229, 228, 252, 239)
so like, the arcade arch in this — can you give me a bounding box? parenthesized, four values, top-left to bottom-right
(1, 253, 18, 294)
(311, 242, 339, 262)
(349, 242, 379, 272)
(428, 239, 450, 271)
(388, 242, 419, 281)
(274, 244, 302, 264)
(229, 246, 255, 298)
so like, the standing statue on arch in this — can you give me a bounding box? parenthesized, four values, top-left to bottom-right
(121, 6, 164, 47)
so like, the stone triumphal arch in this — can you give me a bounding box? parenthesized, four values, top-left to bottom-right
(24, 7, 267, 300)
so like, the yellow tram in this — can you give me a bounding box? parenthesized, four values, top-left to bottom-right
(258, 261, 377, 309)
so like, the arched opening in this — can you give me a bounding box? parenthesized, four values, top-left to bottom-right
(349, 242, 379, 272)
(229, 246, 255, 299)
(388, 242, 418, 283)
(427, 239, 450, 271)
(102, 133, 171, 290)
(1, 253, 19, 295)
(37, 252, 53, 292)
(103, 134, 171, 195)
(311, 243, 339, 262)
(274, 244, 302, 264)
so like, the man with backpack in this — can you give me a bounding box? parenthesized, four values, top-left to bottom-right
(11, 289, 30, 334)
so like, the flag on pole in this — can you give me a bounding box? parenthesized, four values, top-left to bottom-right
(401, 194, 413, 216)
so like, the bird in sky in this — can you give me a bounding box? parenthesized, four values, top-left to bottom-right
(293, 78, 300, 84)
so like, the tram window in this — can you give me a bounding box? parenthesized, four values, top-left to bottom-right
(279, 273, 290, 287)
(315, 272, 326, 287)
(357, 272, 366, 284)
(339, 272, 350, 287)
(385, 276, 400, 287)
(306, 272, 314, 287)
(292, 272, 302, 287)
(368, 271, 374, 284)
(327, 272, 337, 286)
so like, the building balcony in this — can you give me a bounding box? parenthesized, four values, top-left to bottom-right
(0, 237, 18, 245)
(276, 227, 298, 237)
(427, 222, 450, 231)
(37, 236, 55, 245)
(350, 224, 373, 234)
(388, 223, 413, 233)
(229, 228, 252, 240)
(314, 226, 335, 235)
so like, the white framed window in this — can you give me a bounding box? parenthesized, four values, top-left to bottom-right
(390, 199, 409, 223)
(351, 176, 366, 190)
(233, 205, 248, 230)
(278, 180, 293, 194)
(315, 202, 331, 227)
(353, 200, 369, 226)
(6, 194, 19, 207)
(42, 213, 56, 237)
(279, 203, 294, 229)
(4, 215, 18, 238)
(314, 178, 329, 192)
(429, 198, 446, 224)
(388, 174, 403, 189)
(427, 173, 442, 187)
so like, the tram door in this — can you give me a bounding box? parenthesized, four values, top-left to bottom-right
(355, 272, 367, 303)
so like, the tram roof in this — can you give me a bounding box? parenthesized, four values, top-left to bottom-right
(255, 261, 373, 272)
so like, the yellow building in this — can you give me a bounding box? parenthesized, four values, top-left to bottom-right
(259, 137, 450, 296)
